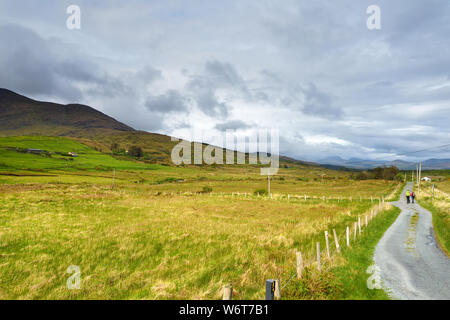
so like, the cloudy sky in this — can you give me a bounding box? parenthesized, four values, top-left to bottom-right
(1, 0, 450, 162)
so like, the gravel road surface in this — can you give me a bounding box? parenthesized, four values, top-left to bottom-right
(374, 182, 450, 300)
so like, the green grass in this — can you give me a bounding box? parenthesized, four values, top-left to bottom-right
(0, 135, 406, 299)
(330, 206, 400, 299)
(281, 206, 400, 299)
(389, 182, 406, 201)
(0, 136, 162, 171)
(418, 184, 450, 256)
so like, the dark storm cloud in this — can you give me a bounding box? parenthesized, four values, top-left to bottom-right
(204, 61, 244, 87)
(215, 120, 251, 131)
(0, 24, 82, 100)
(0, 24, 129, 102)
(145, 90, 189, 114)
(185, 60, 250, 118)
(300, 83, 342, 119)
(135, 66, 163, 84)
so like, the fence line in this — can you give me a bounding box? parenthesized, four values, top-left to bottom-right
(220, 201, 388, 300)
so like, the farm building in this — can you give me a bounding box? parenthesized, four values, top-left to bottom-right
(26, 148, 43, 154)
(421, 176, 431, 182)
(68, 152, 78, 157)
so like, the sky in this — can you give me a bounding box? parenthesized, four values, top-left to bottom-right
(1, 0, 450, 162)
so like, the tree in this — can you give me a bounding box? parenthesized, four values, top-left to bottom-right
(128, 145, 143, 158)
(369, 166, 400, 180)
(110, 143, 119, 152)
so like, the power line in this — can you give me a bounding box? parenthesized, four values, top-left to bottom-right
(394, 143, 450, 157)
(340, 143, 450, 166)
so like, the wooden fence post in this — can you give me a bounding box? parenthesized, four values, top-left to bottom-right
(365, 215, 368, 227)
(296, 251, 303, 279)
(223, 284, 233, 300)
(316, 242, 321, 272)
(353, 222, 357, 240)
(324, 231, 330, 258)
(358, 216, 361, 235)
(346, 226, 350, 247)
(274, 279, 281, 300)
(333, 229, 340, 253)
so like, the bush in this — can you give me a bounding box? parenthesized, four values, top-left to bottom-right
(128, 145, 143, 158)
(157, 177, 178, 184)
(253, 188, 268, 196)
(110, 143, 119, 152)
(201, 186, 213, 193)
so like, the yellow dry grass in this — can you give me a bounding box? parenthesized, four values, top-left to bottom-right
(0, 181, 393, 299)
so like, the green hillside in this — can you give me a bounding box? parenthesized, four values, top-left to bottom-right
(0, 136, 161, 171)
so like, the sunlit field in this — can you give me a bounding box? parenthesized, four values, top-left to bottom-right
(0, 177, 398, 299)
(0, 136, 401, 299)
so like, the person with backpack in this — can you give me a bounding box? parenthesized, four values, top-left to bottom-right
(411, 191, 416, 203)
(406, 190, 410, 204)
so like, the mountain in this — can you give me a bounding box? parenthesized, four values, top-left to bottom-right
(0, 88, 316, 167)
(0, 88, 179, 163)
(318, 157, 450, 170)
(0, 88, 135, 135)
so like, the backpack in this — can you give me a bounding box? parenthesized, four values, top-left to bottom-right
(411, 192, 415, 197)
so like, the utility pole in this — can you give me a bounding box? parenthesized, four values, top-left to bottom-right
(268, 175, 271, 197)
(416, 163, 419, 187)
(418, 162, 422, 196)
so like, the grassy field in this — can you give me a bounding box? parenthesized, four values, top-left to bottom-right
(283, 205, 400, 300)
(0, 136, 159, 171)
(0, 136, 403, 299)
(418, 181, 450, 256)
(0, 183, 397, 299)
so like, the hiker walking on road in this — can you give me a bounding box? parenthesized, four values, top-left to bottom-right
(411, 191, 416, 203)
(406, 190, 410, 204)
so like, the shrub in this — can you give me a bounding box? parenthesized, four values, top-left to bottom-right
(157, 177, 178, 184)
(110, 143, 119, 152)
(128, 145, 143, 158)
(253, 188, 268, 196)
(201, 186, 213, 193)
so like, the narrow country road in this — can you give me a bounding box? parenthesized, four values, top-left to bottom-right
(374, 182, 450, 300)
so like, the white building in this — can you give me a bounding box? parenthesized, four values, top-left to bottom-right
(421, 176, 431, 182)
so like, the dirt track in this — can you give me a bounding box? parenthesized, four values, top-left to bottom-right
(374, 182, 450, 299)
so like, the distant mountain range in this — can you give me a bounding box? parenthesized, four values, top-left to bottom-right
(318, 156, 450, 170)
